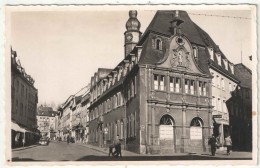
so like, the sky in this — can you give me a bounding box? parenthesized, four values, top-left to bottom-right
(8, 6, 254, 105)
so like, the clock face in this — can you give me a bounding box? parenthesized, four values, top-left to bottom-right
(126, 33, 133, 41)
(176, 36, 185, 45)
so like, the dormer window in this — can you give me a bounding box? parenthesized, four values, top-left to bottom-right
(229, 63, 234, 74)
(153, 38, 162, 50)
(208, 47, 214, 60)
(216, 53, 221, 66)
(223, 59, 228, 70)
(193, 46, 198, 60)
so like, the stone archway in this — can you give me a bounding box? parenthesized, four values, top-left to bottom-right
(159, 114, 175, 154)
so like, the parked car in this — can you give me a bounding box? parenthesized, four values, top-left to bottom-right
(39, 137, 49, 146)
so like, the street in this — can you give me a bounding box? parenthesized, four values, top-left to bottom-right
(12, 141, 106, 161)
(12, 141, 253, 161)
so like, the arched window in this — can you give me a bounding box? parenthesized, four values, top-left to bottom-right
(155, 38, 162, 50)
(160, 115, 174, 125)
(190, 117, 203, 140)
(159, 115, 175, 140)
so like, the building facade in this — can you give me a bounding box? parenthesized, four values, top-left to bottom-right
(58, 86, 91, 142)
(227, 63, 252, 151)
(37, 106, 59, 139)
(11, 48, 39, 148)
(88, 10, 231, 154)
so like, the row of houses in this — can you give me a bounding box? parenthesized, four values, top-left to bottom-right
(57, 10, 252, 154)
(11, 48, 39, 148)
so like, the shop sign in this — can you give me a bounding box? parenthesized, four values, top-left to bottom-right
(213, 115, 222, 118)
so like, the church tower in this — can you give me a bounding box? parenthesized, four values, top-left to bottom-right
(124, 10, 142, 57)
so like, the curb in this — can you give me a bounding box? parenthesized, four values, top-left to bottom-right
(12, 145, 38, 152)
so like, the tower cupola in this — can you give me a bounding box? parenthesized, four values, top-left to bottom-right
(124, 10, 142, 57)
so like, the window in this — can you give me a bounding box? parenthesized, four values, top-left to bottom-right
(154, 74, 165, 91)
(170, 77, 174, 92)
(217, 75, 220, 88)
(120, 121, 124, 139)
(202, 82, 207, 96)
(217, 53, 221, 66)
(190, 117, 203, 140)
(131, 79, 135, 97)
(221, 78, 225, 90)
(211, 72, 215, 86)
(193, 46, 198, 60)
(228, 82, 233, 92)
(212, 96, 216, 110)
(199, 82, 202, 95)
(190, 80, 195, 95)
(155, 38, 162, 50)
(185, 79, 189, 94)
(208, 47, 214, 60)
(160, 76, 165, 90)
(154, 75, 159, 90)
(229, 63, 234, 74)
(223, 100, 227, 113)
(114, 95, 117, 108)
(217, 98, 221, 111)
(175, 78, 181, 93)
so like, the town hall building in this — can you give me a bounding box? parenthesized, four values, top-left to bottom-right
(87, 10, 241, 154)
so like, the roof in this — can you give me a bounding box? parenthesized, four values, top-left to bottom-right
(138, 10, 239, 80)
(234, 63, 252, 88)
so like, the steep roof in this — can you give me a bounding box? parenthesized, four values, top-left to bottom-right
(141, 10, 206, 46)
(234, 63, 252, 88)
(138, 10, 238, 80)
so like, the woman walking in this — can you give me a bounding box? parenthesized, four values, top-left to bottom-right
(224, 136, 232, 155)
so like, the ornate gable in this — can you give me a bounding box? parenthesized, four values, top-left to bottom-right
(156, 34, 205, 75)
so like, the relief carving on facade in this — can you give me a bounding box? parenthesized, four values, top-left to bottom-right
(170, 47, 191, 69)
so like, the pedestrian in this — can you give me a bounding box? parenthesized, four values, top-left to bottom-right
(108, 143, 114, 157)
(224, 136, 232, 155)
(208, 134, 217, 156)
(113, 135, 122, 157)
(67, 135, 70, 144)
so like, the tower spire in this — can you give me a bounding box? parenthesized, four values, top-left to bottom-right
(124, 10, 142, 57)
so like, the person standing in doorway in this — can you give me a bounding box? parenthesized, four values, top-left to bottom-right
(224, 136, 232, 155)
(208, 134, 217, 156)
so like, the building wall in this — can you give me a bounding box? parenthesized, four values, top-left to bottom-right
(11, 64, 38, 130)
(210, 68, 238, 146)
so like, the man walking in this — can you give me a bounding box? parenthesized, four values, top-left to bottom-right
(208, 134, 217, 156)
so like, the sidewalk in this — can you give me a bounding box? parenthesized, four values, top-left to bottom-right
(76, 142, 142, 156)
(12, 144, 38, 152)
(76, 142, 252, 159)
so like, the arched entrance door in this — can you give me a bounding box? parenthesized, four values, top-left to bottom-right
(159, 115, 175, 153)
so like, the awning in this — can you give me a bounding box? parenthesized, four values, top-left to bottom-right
(11, 121, 26, 132)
